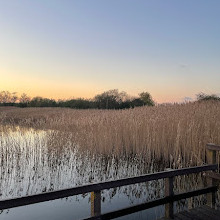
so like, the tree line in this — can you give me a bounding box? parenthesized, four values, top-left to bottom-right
(196, 93, 220, 102)
(1, 90, 219, 109)
(0, 90, 155, 109)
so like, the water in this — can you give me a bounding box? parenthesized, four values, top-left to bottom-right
(0, 126, 209, 219)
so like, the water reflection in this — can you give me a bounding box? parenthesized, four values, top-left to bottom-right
(0, 126, 215, 219)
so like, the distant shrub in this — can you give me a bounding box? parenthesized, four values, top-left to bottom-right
(196, 93, 220, 101)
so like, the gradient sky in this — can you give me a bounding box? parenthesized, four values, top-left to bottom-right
(0, 0, 219, 103)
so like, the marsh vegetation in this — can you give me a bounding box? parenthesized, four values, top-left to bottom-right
(1, 100, 220, 166)
(0, 100, 220, 219)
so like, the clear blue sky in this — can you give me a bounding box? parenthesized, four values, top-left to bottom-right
(0, 0, 219, 102)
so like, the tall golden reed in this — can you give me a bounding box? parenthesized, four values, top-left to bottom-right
(0, 101, 219, 167)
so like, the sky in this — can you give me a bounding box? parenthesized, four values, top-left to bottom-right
(0, 0, 219, 103)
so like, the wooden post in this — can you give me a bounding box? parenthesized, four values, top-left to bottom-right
(165, 175, 174, 219)
(206, 146, 216, 208)
(188, 197, 193, 210)
(91, 190, 101, 217)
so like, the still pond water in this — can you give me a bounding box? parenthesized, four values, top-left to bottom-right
(0, 127, 207, 219)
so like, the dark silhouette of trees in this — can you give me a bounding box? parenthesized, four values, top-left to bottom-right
(2, 90, 220, 109)
(196, 93, 220, 101)
(139, 92, 155, 106)
(19, 93, 31, 107)
(130, 98, 145, 108)
(94, 89, 125, 109)
(29, 97, 57, 107)
(58, 98, 95, 109)
(94, 89, 155, 109)
(0, 89, 156, 109)
(0, 91, 18, 106)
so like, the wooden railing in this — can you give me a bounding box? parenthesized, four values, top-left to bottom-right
(205, 143, 220, 209)
(0, 144, 219, 219)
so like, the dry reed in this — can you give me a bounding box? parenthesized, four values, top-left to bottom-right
(0, 101, 220, 167)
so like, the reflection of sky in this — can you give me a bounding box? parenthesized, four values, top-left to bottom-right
(0, 127, 165, 220)
(0, 126, 209, 219)
(0, 195, 164, 220)
(0, 197, 91, 220)
(0, 0, 219, 103)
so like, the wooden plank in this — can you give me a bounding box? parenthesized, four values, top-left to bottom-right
(159, 214, 194, 220)
(173, 216, 186, 220)
(195, 207, 220, 220)
(206, 143, 220, 151)
(165, 176, 174, 218)
(91, 191, 101, 217)
(180, 210, 201, 219)
(84, 186, 217, 220)
(201, 205, 220, 217)
(190, 208, 213, 220)
(162, 206, 220, 220)
(206, 147, 217, 208)
(174, 213, 188, 220)
(174, 212, 193, 220)
(0, 164, 217, 210)
(173, 206, 220, 220)
(159, 217, 173, 220)
(204, 171, 220, 180)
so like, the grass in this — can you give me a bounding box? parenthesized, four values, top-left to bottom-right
(0, 101, 220, 167)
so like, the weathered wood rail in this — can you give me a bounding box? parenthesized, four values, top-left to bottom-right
(0, 143, 220, 220)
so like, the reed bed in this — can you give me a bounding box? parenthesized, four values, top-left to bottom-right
(0, 101, 220, 167)
(0, 127, 210, 209)
(0, 127, 161, 200)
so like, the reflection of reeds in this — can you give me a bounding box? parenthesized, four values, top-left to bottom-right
(1, 101, 220, 166)
(0, 128, 156, 199)
(0, 127, 219, 214)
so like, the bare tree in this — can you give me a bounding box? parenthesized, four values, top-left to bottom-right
(19, 93, 31, 104)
